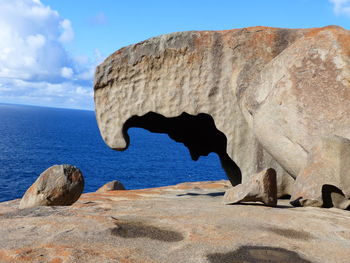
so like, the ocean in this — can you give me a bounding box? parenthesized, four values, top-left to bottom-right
(0, 103, 226, 202)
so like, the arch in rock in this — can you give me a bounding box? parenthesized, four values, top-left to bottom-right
(94, 26, 350, 207)
(122, 112, 242, 186)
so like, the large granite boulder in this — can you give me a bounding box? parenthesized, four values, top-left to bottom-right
(19, 165, 84, 209)
(94, 25, 350, 208)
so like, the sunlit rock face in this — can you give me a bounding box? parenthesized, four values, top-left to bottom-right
(94, 25, 350, 207)
(1, 181, 350, 262)
(19, 165, 84, 209)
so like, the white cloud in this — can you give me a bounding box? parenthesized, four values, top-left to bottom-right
(0, 0, 71, 81)
(61, 67, 74, 79)
(0, 0, 104, 109)
(330, 0, 350, 16)
(59, 19, 74, 43)
(0, 78, 94, 109)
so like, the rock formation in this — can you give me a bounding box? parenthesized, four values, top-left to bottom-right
(94, 25, 350, 208)
(223, 168, 277, 206)
(291, 136, 350, 209)
(1, 181, 350, 262)
(19, 165, 84, 209)
(96, 180, 126, 193)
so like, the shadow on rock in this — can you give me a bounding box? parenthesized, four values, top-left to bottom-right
(231, 203, 292, 209)
(177, 192, 225, 197)
(111, 220, 183, 242)
(263, 227, 313, 241)
(2, 206, 70, 219)
(207, 246, 312, 263)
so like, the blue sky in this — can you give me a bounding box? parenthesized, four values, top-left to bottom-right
(0, 0, 349, 110)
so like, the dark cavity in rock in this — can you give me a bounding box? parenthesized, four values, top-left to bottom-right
(123, 112, 241, 185)
(322, 184, 350, 210)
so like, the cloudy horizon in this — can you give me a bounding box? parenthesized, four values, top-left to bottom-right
(0, 0, 103, 110)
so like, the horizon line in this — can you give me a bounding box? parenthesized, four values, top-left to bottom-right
(0, 102, 94, 112)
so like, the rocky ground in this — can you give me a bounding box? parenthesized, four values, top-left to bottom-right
(0, 180, 349, 263)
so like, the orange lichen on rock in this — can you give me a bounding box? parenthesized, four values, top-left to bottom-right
(1, 180, 350, 262)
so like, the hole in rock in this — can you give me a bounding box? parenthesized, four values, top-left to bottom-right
(322, 184, 350, 209)
(123, 112, 241, 186)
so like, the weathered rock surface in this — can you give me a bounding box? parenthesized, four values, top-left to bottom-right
(94, 25, 350, 207)
(96, 180, 125, 193)
(19, 165, 84, 209)
(224, 168, 277, 206)
(1, 181, 350, 263)
(291, 136, 350, 209)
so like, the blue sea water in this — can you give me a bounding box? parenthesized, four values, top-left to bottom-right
(0, 103, 227, 202)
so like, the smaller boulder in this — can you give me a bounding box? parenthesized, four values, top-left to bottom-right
(223, 168, 277, 207)
(19, 165, 84, 209)
(96, 180, 126, 193)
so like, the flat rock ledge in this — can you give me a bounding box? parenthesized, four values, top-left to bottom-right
(0, 181, 349, 263)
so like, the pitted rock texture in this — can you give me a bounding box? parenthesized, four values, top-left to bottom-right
(19, 165, 84, 209)
(94, 26, 350, 206)
(1, 181, 350, 263)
